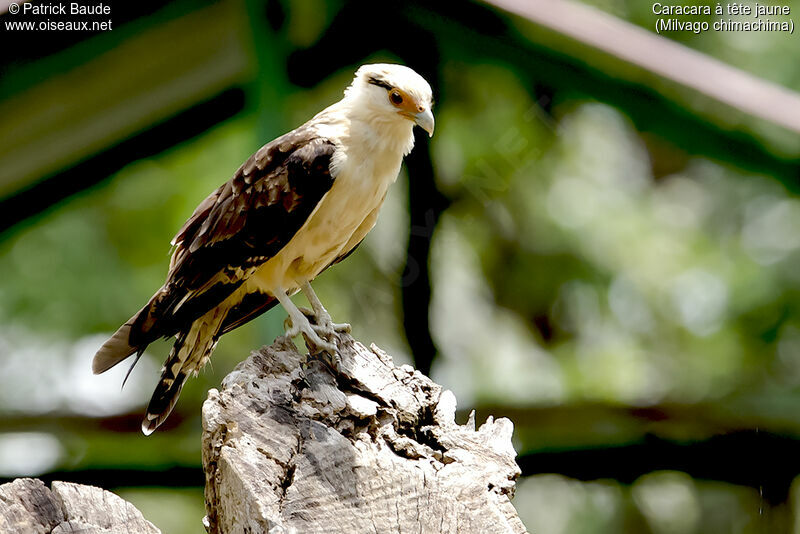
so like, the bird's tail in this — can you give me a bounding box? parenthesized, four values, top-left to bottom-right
(92, 313, 142, 375)
(141, 308, 225, 435)
(92, 288, 180, 377)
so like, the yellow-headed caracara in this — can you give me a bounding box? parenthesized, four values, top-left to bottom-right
(93, 64, 434, 435)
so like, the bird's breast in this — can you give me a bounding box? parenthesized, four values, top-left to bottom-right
(252, 147, 402, 292)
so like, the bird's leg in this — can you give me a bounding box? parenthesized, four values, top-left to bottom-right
(274, 288, 336, 355)
(301, 281, 351, 336)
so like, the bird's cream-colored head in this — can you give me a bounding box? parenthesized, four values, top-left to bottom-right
(344, 64, 434, 141)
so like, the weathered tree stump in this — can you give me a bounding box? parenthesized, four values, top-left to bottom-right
(0, 478, 159, 534)
(202, 333, 528, 533)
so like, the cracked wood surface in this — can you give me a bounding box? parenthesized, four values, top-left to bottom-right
(0, 478, 160, 534)
(201, 333, 528, 533)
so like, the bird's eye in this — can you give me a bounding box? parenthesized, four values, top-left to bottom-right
(390, 90, 404, 105)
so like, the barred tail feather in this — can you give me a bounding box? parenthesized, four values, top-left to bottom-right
(142, 331, 190, 436)
(142, 372, 189, 435)
(141, 308, 225, 435)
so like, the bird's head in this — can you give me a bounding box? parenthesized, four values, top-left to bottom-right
(345, 63, 434, 138)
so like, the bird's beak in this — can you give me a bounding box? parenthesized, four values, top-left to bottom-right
(414, 108, 435, 137)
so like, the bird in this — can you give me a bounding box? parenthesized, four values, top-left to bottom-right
(92, 64, 434, 435)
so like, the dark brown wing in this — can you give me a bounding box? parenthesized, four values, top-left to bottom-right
(128, 129, 337, 348)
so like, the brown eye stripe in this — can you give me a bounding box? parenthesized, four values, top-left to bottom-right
(390, 89, 422, 114)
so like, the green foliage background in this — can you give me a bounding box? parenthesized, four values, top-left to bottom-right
(2, 0, 800, 532)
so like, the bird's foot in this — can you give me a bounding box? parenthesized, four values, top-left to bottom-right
(298, 306, 352, 335)
(283, 314, 336, 355)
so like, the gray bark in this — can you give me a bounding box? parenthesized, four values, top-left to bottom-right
(202, 333, 528, 534)
(0, 478, 160, 534)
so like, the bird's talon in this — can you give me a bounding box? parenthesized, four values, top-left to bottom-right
(323, 349, 342, 371)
